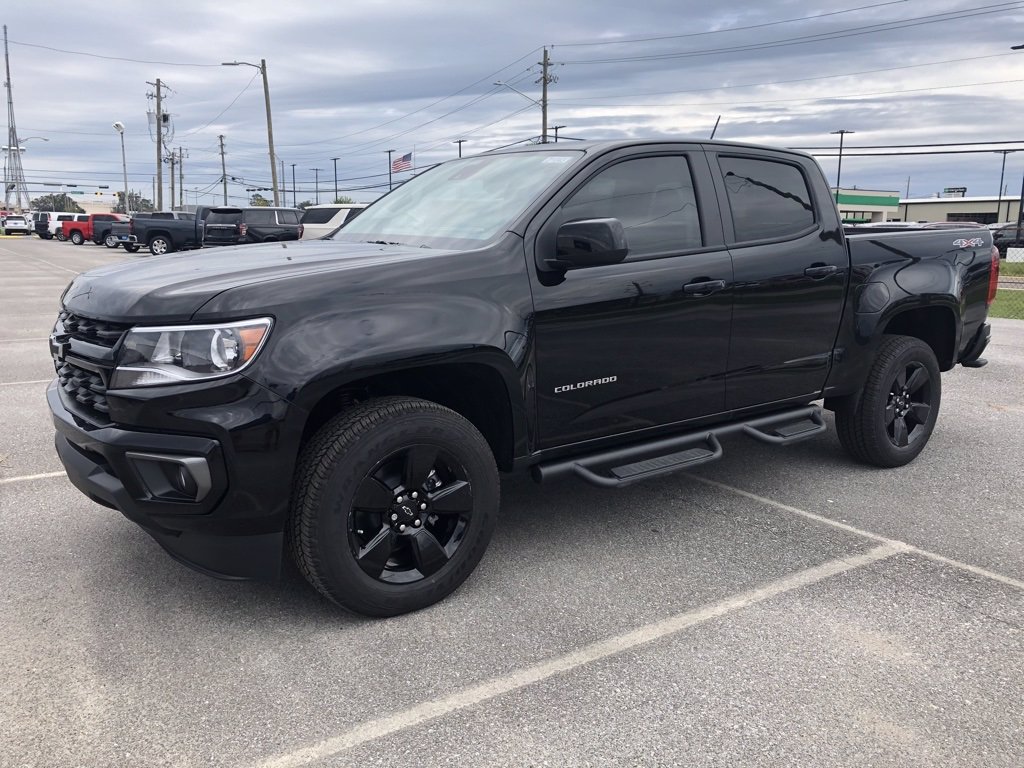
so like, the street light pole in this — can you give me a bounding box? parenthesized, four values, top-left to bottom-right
(113, 122, 129, 214)
(290, 163, 296, 207)
(222, 59, 279, 206)
(830, 129, 855, 206)
(330, 157, 339, 201)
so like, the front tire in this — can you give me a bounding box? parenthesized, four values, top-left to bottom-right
(124, 244, 140, 253)
(835, 335, 941, 468)
(290, 397, 499, 617)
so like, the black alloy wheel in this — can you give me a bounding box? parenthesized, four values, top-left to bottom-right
(291, 397, 499, 617)
(349, 445, 474, 584)
(884, 360, 932, 449)
(834, 334, 941, 468)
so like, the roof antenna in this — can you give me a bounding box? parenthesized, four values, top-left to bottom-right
(709, 115, 721, 140)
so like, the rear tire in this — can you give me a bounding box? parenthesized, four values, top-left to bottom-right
(124, 244, 140, 254)
(835, 335, 941, 468)
(104, 234, 119, 248)
(149, 235, 172, 256)
(290, 397, 499, 617)
(70, 231, 84, 245)
(56, 230, 66, 242)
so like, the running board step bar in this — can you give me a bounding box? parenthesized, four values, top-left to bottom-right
(534, 406, 826, 489)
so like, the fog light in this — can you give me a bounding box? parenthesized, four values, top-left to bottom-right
(126, 452, 212, 503)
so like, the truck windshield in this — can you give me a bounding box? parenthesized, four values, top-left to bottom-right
(331, 151, 583, 249)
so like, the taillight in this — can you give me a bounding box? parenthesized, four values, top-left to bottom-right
(239, 223, 248, 237)
(987, 245, 1000, 306)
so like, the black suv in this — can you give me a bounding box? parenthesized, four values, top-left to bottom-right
(202, 206, 303, 245)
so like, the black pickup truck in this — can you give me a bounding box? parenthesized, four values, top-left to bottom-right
(47, 140, 997, 616)
(109, 211, 204, 256)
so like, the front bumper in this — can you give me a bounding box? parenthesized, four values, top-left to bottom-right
(48, 381, 292, 580)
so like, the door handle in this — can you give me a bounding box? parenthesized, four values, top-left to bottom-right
(683, 279, 727, 296)
(804, 265, 838, 279)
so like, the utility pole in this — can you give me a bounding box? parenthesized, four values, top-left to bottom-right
(151, 79, 164, 209)
(387, 150, 395, 191)
(218, 134, 228, 205)
(539, 47, 551, 143)
(168, 151, 176, 210)
(291, 163, 296, 207)
(178, 147, 185, 209)
(551, 125, 566, 143)
(995, 150, 1014, 223)
(331, 157, 339, 201)
(310, 168, 321, 204)
(454, 139, 466, 157)
(280, 159, 285, 205)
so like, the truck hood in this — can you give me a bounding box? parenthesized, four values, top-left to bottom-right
(61, 240, 458, 323)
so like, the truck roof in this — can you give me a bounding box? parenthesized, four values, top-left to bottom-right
(486, 138, 814, 161)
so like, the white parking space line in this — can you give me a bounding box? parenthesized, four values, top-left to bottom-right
(690, 475, 1024, 593)
(0, 247, 80, 275)
(0, 338, 48, 343)
(0, 379, 51, 387)
(255, 543, 904, 768)
(0, 471, 66, 485)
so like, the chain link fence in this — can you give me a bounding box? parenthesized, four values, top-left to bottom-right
(992, 253, 1024, 321)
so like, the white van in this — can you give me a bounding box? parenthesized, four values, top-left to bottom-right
(299, 203, 367, 240)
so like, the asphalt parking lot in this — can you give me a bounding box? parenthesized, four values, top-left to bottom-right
(2, 234, 1022, 768)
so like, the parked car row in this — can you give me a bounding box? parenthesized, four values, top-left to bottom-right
(23, 202, 369, 255)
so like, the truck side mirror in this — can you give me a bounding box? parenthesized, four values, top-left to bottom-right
(545, 218, 629, 271)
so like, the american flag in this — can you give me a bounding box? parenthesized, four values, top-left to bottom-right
(391, 152, 413, 173)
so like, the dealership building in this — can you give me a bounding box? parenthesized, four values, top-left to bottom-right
(833, 187, 1022, 225)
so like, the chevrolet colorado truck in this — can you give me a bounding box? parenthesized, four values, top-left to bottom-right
(47, 140, 998, 616)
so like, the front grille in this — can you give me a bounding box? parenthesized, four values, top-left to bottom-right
(56, 362, 110, 415)
(57, 310, 130, 348)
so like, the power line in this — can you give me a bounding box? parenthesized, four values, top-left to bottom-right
(555, 52, 1020, 103)
(552, 0, 910, 47)
(561, 3, 1023, 64)
(8, 38, 226, 67)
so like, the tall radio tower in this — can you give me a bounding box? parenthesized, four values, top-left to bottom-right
(3, 25, 29, 211)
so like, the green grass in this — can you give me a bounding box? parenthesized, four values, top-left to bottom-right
(999, 261, 1024, 277)
(989, 289, 1024, 320)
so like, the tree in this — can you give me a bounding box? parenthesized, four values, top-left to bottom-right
(250, 193, 270, 207)
(30, 194, 84, 213)
(334, 195, 356, 204)
(113, 191, 155, 215)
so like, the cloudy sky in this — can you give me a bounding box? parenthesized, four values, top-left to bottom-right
(4, 0, 1024, 210)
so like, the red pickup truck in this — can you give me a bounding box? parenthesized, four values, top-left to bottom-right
(62, 214, 130, 248)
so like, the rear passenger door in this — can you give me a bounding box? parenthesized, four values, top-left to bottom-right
(528, 147, 734, 450)
(706, 150, 849, 411)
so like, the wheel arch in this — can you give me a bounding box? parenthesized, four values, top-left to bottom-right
(296, 356, 525, 472)
(881, 305, 958, 371)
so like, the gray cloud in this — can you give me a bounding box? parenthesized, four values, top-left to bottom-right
(5, 0, 1024, 207)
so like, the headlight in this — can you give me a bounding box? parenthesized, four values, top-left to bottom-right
(110, 318, 273, 388)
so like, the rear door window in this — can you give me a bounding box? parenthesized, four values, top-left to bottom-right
(717, 156, 816, 242)
(277, 210, 300, 225)
(206, 212, 243, 225)
(246, 210, 276, 225)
